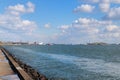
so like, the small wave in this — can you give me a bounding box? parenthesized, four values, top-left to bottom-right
(11, 46, 120, 77)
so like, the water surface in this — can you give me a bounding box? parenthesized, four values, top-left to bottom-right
(4, 45, 120, 80)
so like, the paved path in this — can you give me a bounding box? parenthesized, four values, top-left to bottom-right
(0, 49, 20, 80)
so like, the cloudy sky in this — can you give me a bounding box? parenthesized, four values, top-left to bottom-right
(0, 0, 120, 44)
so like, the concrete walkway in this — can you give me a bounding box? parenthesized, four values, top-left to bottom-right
(0, 50, 20, 80)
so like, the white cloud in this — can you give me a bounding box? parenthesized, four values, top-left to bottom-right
(0, 14, 37, 33)
(105, 25, 119, 32)
(59, 25, 70, 33)
(99, 0, 110, 13)
(72, 18, 111, 35)
(74, 4, 95, 13)
(7, 2, 35, 16)
(75, 18, 91, 24)
(74, 18, 112, 26)
(57, 17, 120, 44)
(79, 0, 120, 20)
(70, 0, 120, 43)
(60, 25, 69, 29)
(44, 23, 51, 28)
(8, 4, 25, 13)
(0, 2, 37, 41)
(80, 0, 120, 12)
(98, 0, 120, 20)
(104, 7, 120, 20)
(100, 32, 120, 38)
(99, 3, 110, 12)
(26, 2, 35, 13)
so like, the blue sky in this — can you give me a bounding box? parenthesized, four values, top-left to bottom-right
(0, 0, 120, 44)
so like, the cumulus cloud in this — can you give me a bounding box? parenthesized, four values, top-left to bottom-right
(98, 0, 110, 13)
(78, 0, 120, 20)
(105, 25, 119, 32)
(69, 0, 120, 43)
(74, 18, 112, 27)
(7, 2, 35, 16)
(74, 4, 95, 13)
(104, 7, 120, 20)
(57, 17, 120, 44)
(99, 3, 110, 12)
(0, 15, 36, 33)
(71, 18, 112, 35)
(97, 0, 120, 20)
(26, 2, 35, 13)
(0, 2, 37, 41)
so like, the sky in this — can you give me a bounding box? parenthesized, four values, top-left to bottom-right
(0, 0, 120, 44)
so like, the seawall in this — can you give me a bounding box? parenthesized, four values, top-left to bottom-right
(1, 47, 48, 80)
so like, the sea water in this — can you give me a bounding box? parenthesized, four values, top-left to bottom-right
(3, 45, 120, 80)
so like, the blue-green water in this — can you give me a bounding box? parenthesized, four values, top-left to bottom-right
(3, 45, 120, 80)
